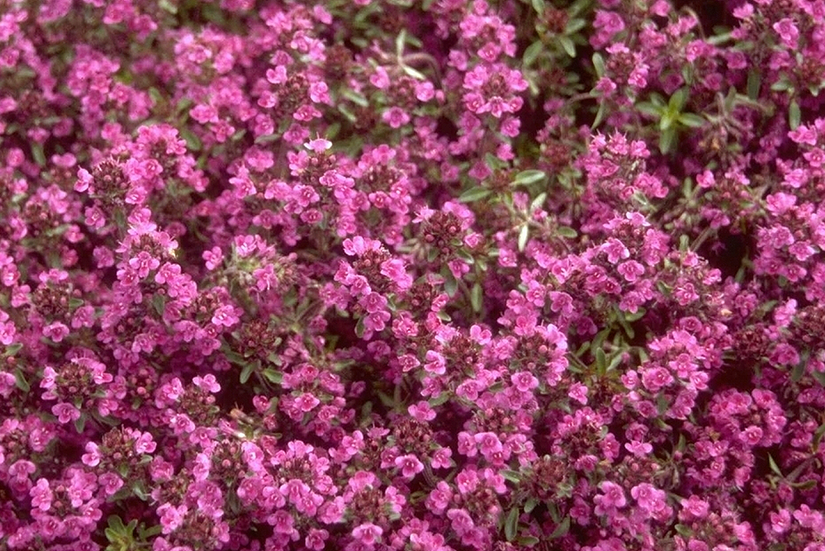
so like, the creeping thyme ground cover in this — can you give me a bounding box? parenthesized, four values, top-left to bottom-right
(2, 0, 825, 549)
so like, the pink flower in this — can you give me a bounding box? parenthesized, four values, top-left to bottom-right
(359, 292, 388, 314)
(394, 454, 424, 480)
(630, 483, 665, 514)
(98, 472, 124, 496)
(382, 107, 410, 128)
(624, 440, 653, 457)
(212, 305, 239, 327)
(134, 431, 157, 454)
(342, 236, 381, 256)
(773, 18, 799, 48)
(426, 481, 452, 513)
(158, 503, 188, 534)
(408, 401, 436, 422)
(511, 371, 538, 392)
(363, 310, 390, 333)
(304, 137, 332, 153)
(82, 442, 101, 467)
(352, 522, 383, 545)
(641, 366, 673, 392)
(202, 247, 223, 271)
(170, 413, 196, 435)
(295, 393, 320, 412)
(30, 479, 52, 511)
(769, 509, 791, 534)
(568, 382, 589, 405)
(129, 251, 160, 278)
(595, 481, 626, 514)
(8, 459, 36, 480)
(681, 495, 709, 519)
(380, 258, 412, 290)
(43, 322, 70, 342)
(473, 432, 502, 459)
(431, 447, 453, 470)
(52, 402, 81, 424)
(305, 528, 329, 551)
(369, 67, 390, 89)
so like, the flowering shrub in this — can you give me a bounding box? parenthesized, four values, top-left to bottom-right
(2, 0, 825, 550)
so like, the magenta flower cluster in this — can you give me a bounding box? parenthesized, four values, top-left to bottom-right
(1, 0, 825, 550)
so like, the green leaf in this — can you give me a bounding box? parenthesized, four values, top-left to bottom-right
(530, 192, 547, 212)
(240, 363, 254, 384)
(557, 226, 577, 238)
(636, 101, 663, 118)
(518, 225, 529, 252)
(747, 70, 761, 100)
(341, 89, 369, 107)
(511, 169, 547, 186)
(623, 307, 645, 322)
(152, 294, 166, 317)
(678, 113, 705, 128)
(180, 127, 202, 152)
(148, 87, 163, 104)
(669, 87, 689, 112)
(224, 349, 245, 365)
(565, 18, 587, 34)
(790, 359, 805, 383)
(107, 515, 126, 532)
(591, 101, 607, 129)
(258, 368, 281, 387)
(674, 524, 692, 537)
(813, 422, 825, 449)
(606, 353, 623, 372)
(501, 469, 521, 483)
(616, 311, 635, 339)
(459, 187, 492, 203)
(656, 394, 669, 415)
(789, 99, 801, 130)
(471, 282, 483, 313)
(791, 479, 817, 490)
(505, 507, 519, 541)
(395, 29, 407, 58)
(14, 369, 29, 392)
(768, 454, 783, 477)
(429, 392, 450, 407)
(402, 65, 426, 80)
(524, 498, 538, 514)
(31, 143, 46, 166)
(5, 343, 22, 356)
(659, 127, 677, 154)
(549, 516, 570, 539)
(771, 79, 793, 92)
(355, 317, 366, 338)
(659, 110, 676, 131)
(595, 348, 607, 372)
(592, 53, 605, 77)
(518, 535, 540, 547)
(255, 133, 280, 145)
(558, 36, 576, 57)
(138, 524, 162, 538)
(75, 413, 87, 434)
(454, 248, 475, 265)
(485, 153, 508, 170)
(531, 0, 545, 14)
(443, 267, 458, 297)
(104, 527, 119, 543)
(547, 502, 561, 523)
(523, 40, 544, 67)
